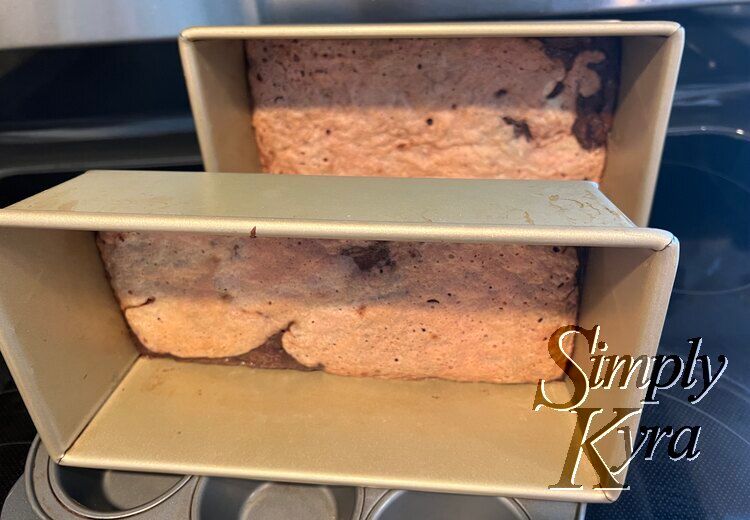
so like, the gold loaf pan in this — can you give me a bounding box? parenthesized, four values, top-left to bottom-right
(0, 171, 678, 503)
(179, 21, 684, 227)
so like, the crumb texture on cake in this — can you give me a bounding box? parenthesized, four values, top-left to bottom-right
(98, 232, 578, 383)
(245, 37, 618, 181)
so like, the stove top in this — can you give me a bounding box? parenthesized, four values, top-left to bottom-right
(1, 4, 750, 519)
(586, 132, 750, 519)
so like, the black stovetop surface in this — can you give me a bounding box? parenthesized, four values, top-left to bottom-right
(1, 4, 749, 519)
(586, 132, 750, 520)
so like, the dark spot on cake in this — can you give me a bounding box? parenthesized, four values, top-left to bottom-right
(340, 242, 394, 272)
(427, 299, 440, 304)
(494, 88, 508, 98)
(451, 104, 458, 110)
(124, 296, 155, 311)
(552, 246, 561, 253)
(232, 244, 241, 258)
(502, 117, 533, 142)
(547, 81, 565, 99)
(538, 37, 587, 71)
(293, 54, 300, 62)
(572, 111, 610, 150)
(417, 63, 422, 69)
(250, 226, 257, 238)
(221, 293, 234, 301)
(325, 129, 331, 135)
(256, 73, 263, 82)
(426, 118, 433, 126)
(541, 38, 620, 150)
(300, 70, 305, 77)
(573, 59, 617, 150)
(357, 305, 367, 316)
(394, 358, 399, 362)
(538, 317, 544, 322)
(557, 282, 565, 288)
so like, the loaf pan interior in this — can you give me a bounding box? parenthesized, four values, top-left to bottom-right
(0, 171, 678, 503)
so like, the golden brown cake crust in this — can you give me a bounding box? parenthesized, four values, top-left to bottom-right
(98, 232, 578, 384)
(245, 37, 618, 181)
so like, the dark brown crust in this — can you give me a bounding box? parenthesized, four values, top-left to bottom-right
(340, 242, 394, 272)
(539, 37, 586, 72)
(538, 37, 620, 150)
(134, 328, 318, 371)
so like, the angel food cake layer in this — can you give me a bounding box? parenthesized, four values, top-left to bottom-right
(98, 233, 580, 384)
(244, 37, 618, 181)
